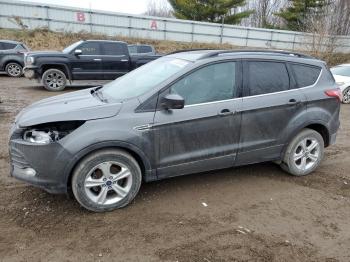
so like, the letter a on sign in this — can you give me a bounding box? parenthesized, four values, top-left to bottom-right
(77, 12, 86, 22)
(150, 20, 158, 30)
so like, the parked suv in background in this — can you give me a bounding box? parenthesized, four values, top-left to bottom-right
(0, 40, 29, 77)
(23, 40, 161, 91)
(330, 64, 350, 103)
(10, 50, 340, 212)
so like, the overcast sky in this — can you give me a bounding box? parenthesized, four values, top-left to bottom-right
(20, 0, 170, 14)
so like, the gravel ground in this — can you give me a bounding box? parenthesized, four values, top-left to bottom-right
(1, 75, 350, 262)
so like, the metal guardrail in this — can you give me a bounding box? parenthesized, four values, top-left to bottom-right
(1, 0, 350, 52)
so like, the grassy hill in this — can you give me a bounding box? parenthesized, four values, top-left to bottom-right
(0, 28, 349, 66)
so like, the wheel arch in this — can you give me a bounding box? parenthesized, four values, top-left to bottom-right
(65, 141, 154, 191)
(41, 63, 72, 81)
(305, 123, 330, 147)
(4, 59, 24, 68)
(283, 120, 330, 157)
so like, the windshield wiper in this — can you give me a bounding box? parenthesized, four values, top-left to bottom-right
(91, 86, 107, 102)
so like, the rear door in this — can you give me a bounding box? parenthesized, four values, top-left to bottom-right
(153, 61, 242, 178)
(236, 60, 306, 165)
(70, 41, 103, 80)
(101, 42, 130, 79)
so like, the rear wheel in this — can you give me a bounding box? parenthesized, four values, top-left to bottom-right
(281, 129, 324, 176)
(5, 62, 22, 77)
(342, 87, 350, 104)
(42, 68, 67, 91)
(72, 149, 142, 212)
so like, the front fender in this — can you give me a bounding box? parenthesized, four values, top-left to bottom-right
(36, 59, 72, 81)
(62, 140, 154, 187)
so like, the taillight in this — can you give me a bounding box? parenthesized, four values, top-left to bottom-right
(325, 88, 342, 102)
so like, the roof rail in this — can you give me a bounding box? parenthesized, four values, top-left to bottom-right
(200, 49, 316, 59)
(167, 48, 217, 55)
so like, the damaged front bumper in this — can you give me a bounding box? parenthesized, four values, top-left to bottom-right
(9, 134, 73, 194)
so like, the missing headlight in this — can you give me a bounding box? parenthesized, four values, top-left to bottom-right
(23, 121, 85, 144)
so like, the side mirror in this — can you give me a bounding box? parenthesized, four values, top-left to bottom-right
(161, 94, 185, 110)
(74, 49, 82, 56)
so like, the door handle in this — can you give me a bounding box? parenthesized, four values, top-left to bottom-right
(93, 58, 102, 61)
(218, 109, 234, 116)
(121, 59, 129, 62)
(288, 99, 301, 105)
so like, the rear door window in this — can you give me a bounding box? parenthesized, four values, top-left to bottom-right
(291, 64, 321, 87)
(79, 42, 102, 55)
(102, 43, 125, 56)
(247, 61, 290, 96)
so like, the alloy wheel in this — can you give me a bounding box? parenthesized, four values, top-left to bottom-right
(84, 161, 133, 205)
(45, 72, 65, 89)
(7, 63, 22, 77)
(293, 137, 320, 172)
(343, 88, 350, 103)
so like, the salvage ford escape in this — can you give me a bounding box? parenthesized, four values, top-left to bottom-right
(9, 50, 341, 212)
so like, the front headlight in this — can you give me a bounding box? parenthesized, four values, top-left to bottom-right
(22, 121, 85, 144)
(25, 56, 35, 65)
(23, 129, 60, 144)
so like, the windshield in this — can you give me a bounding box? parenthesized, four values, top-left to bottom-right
(331, 66, 350, 77)
(63, 41, 83, 53)
(102, 57, 191, 100)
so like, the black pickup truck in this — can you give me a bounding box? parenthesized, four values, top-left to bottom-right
(24, 40, 161, 91)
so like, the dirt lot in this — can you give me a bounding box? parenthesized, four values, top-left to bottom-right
(0, 75, 350, 262)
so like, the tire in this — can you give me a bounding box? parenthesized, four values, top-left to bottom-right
(72, 149, 142, 212)
(342, 87, 350, 104)
(42, 68, 67, 91)
(5, 62, 22, 77)
(281, 128, 324, 176)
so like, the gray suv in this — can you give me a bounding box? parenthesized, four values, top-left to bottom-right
(9, 50, 341, 212)
(0, 40, 29, 77)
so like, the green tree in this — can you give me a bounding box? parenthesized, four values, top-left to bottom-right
(276, 0, 330, 31)
(168, 0, 253, 25)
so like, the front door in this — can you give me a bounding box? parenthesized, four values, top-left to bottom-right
(153, 61, 242, 179)
(71, 41, 103, 80)
(236, 60, 307, 165)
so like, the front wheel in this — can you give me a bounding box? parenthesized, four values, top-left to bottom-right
(281, 129, 324, 176)
(5, 62, 22, 77)
(342, 87, 350, 104)
(42, 68, 67, 91)
(72, 149, 142, 212)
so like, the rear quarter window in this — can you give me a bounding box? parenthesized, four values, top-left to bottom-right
(291, 64, 321, 88)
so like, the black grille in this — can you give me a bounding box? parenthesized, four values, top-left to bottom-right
(9, 142, 30, 168)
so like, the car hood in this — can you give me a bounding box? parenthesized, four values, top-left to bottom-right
(15, 88, 122, 127)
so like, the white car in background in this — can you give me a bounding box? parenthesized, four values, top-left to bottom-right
(331, 64, 350, 104)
